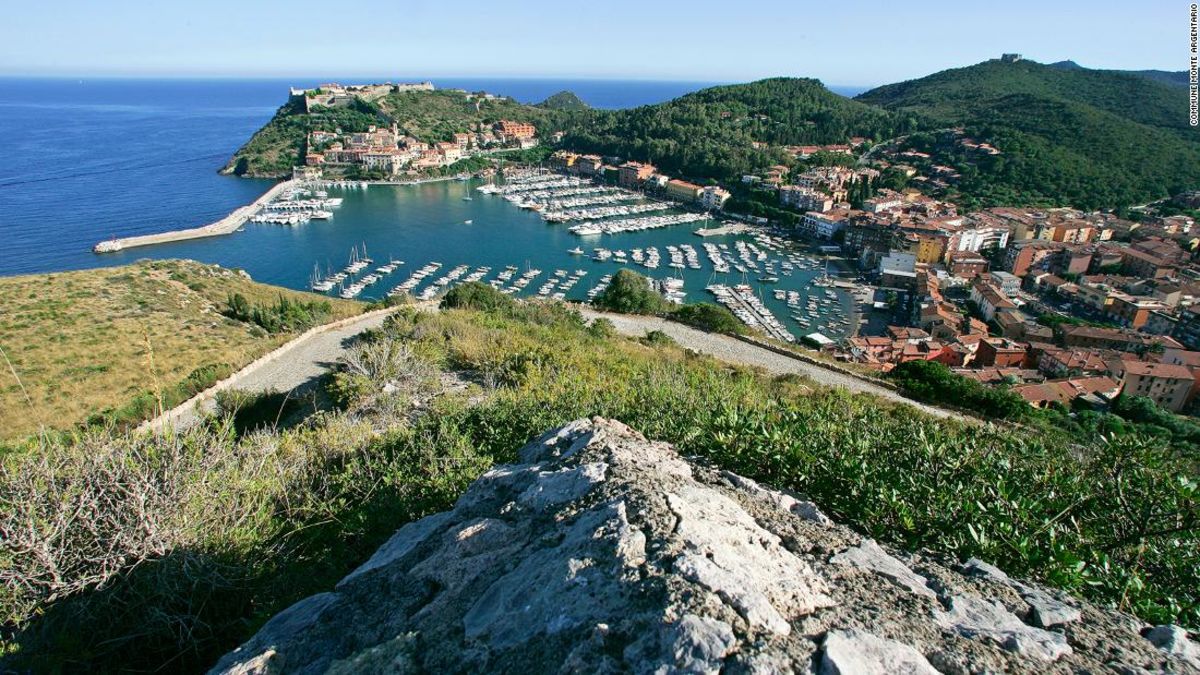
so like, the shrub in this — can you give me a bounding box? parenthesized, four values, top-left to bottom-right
(671, 302, 747, 334)
(439, 281, 514, 313)
(593, 269, 670, 315)
(640, 330, 675, 347)
(223, 293, 332, 334)
(588, 317, 616, 339)
(889, 360, 1030, 420)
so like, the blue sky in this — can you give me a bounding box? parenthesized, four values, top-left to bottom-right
(0, 0, 1181, 86)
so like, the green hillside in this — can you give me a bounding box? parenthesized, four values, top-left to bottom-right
(857, 59, 1200, 208)
(1048, 60, 1190, 88)
(538, 90, 590, 111)
(221, 97, 389, 177)
(559, 78, 913, 181)
(4, 292, 1196, 671)
(374, 89, 562, 143)
(222, 89, 563, 178)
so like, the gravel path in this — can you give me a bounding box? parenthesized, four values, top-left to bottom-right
(580, 309, 962, 420)
(160, 310, 397, 431)
(158, 302, 959, 432)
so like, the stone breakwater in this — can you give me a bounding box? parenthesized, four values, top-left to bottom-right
(93, 180, 294, 253)
(210, 418, 1200, 674)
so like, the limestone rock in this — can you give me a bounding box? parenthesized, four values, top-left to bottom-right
(831, 538, 935, 598)
(936, 594, 1071, 661)
(1145, 625, 1200, 669)
(818, 628, 940, 675)
(1024, 590, 1081, 629)
(210, 418, 1187, 674)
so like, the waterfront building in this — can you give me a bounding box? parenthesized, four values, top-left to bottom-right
(700, 186, 731, 211)
(779, 185, 832, 213)
(575, 155, 604, 176)
(618, 161, 656, 188)
(800, 209, 854, 239)
(665, 179, 703, 203)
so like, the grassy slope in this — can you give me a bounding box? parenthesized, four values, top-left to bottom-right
(3, 299, 1194, 672)
(0, 260, 362, 439)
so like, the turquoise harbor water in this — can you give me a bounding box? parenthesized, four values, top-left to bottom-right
(147, 178, 858, 339)
(0, 78, 863, 339)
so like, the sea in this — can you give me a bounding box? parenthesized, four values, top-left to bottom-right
(0, 77, 868, 338)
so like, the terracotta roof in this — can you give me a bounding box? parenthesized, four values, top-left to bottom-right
(1120, 361, 1194, 381)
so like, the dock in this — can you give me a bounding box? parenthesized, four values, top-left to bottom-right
(93, 179, 296, 253)
(693, 222, 750, 237)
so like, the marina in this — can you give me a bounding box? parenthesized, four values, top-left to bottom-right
(84, 173, 865, 341)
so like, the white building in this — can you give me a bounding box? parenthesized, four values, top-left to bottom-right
(953, 225, 1010, 253)
(801, 210, 850, 239)
(701, 186, 731, 211)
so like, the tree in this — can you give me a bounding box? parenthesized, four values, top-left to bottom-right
(593, 270, 670, 315)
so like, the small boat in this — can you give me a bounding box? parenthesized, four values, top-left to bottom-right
(758, 276, 780, 283)
(464, 219, 474, 224)
(462, 196, 473, 201)
(568, 247, 585, 255)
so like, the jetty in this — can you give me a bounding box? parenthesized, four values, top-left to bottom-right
(93, 179, 296, 253)
(693, 221, 749, 237)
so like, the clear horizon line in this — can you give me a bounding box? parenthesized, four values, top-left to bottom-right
(0, 72, 879, 89)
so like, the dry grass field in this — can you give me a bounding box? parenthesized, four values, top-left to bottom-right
(0, 259, 363, 440)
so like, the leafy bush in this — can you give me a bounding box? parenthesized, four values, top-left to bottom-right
(588, 317, 616, 339)
(593, 269, 670, 315)
(223, 293, 332, 334)
(889, 360, 1030, 420)
(440, 281, 515, 313)
(671, 302, 747, 334)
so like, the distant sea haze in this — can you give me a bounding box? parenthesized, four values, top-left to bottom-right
(0, 77, 868, 277)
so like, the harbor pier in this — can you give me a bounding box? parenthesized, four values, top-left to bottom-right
(93, 179, 296, 253)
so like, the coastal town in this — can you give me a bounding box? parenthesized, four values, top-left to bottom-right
(294, 82, 542, 177)
(10, 6, 1200, 672)
(97, 77, 1200, 420)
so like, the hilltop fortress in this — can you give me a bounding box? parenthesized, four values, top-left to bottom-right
(288, 81, 435, 110)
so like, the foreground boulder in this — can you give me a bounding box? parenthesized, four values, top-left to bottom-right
(212, 418, 1198, 674)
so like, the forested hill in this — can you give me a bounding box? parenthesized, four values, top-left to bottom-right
(855, 59, 1200, 209)
(1048, 60, 1190, 88)
(224, 65, 1198, 209)
(538, 90, 590, 111)
(558, 78, 915, 181)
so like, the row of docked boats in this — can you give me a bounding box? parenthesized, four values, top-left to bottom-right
(253, 187, 344, 226)
(536, 269, 589, 300)
(569, 212, 708, 236)
(707, 283, 794, 342)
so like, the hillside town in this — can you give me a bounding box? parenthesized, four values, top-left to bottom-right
(543, 143, 1200, 415)
(294, 82, 542, 177)
(777, 175, 1200, 414)
(277, 81, 1200, 418)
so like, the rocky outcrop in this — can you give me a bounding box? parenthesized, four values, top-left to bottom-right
(211, 418, 1199, 674)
